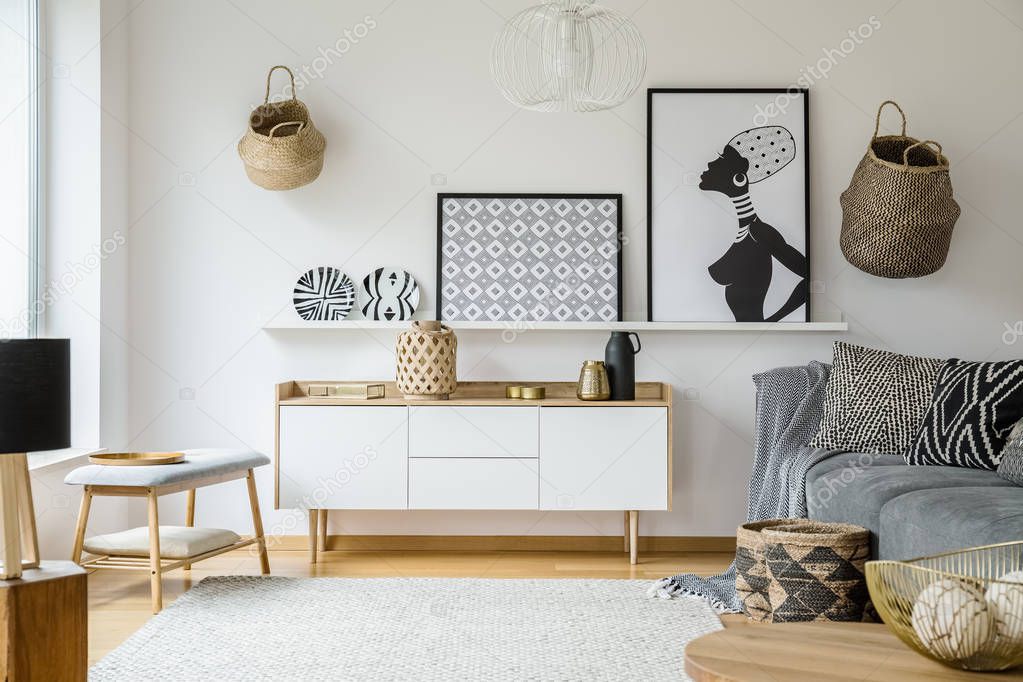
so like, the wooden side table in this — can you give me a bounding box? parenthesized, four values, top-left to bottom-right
(685, 622, 1023, 682)
(0, 561, 87, 681)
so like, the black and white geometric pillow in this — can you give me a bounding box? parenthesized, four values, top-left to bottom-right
(906, 359, 1023, 470)
(809, 342, 943, 456)
(293, 267, 355, 321)
(997, 419, 1023, 485)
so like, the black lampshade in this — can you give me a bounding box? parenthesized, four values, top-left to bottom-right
(0, 339, 70, 453)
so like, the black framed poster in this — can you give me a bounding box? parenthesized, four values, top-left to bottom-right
(437, 194, 623, 322)
(647, 88, 810, 322)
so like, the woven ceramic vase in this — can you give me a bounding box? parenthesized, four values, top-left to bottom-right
(395, 321, 457, 400)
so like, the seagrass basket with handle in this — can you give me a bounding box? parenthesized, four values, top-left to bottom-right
(839, 100, 960, 279)
(867, 541, 1023, 672)
(238, 65, 326, 190)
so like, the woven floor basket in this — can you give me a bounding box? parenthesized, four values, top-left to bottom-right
(395, 321, 457, 400)
(736, 518, 814, 622)
(840, 101, 960, 279)
(238, 66, 326, 191)
(762, 521, 871, 623)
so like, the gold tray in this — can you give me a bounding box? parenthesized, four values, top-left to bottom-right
(89, 452, 185, 466)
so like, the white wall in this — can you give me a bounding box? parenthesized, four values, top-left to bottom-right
(37, 0, 1023, 555)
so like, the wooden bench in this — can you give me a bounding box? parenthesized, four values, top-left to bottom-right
(64, 449, 271, 613)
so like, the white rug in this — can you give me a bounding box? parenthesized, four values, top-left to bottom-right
(91, 576, 722, 681)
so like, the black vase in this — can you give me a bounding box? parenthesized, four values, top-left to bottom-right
(604, 331, 641, 400)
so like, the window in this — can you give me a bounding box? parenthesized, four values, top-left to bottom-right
(0, 0, 42, 339)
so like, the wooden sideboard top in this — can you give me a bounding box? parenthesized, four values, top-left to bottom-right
(276, 380, 672, 407)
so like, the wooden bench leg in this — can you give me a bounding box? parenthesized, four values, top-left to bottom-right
(245, 469, 270, 575)
(629, 510, 638, 565)
(308, 509, 318, 564)
(318, 509, 328, 552)
(71, 488, 93, 564)
(147, 490, 163, 614)
(183, 488, 196, 571)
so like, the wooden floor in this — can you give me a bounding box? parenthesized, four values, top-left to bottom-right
(87, 548, 733, 664)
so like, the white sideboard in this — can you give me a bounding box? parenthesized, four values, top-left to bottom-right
(275, 381, 672, 564)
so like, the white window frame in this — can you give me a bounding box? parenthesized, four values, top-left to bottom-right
(26, 0, 44, 338)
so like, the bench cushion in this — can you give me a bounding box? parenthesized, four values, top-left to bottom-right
(84, 526, 240, 559)
(64, 449, 269, 488)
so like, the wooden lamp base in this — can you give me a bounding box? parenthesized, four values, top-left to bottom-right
(0, 454, 39, 580)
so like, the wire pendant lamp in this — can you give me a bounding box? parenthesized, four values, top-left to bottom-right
(491, 0, 646, 113)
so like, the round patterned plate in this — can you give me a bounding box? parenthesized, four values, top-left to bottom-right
(359, 267, 420, 321)
(293, 267, 355, 321)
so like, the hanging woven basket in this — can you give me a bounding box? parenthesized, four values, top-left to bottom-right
(238, 65, 326, 191)
(839, 101, 960, 279)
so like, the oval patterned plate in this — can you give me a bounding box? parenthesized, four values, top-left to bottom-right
(293, 267, 355, 321)
(359, 267, 420, 321)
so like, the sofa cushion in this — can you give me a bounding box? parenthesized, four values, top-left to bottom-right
(906, 358, 1023, 470)
(806, 455, 1015, 557)
(879, 487, 1023, 560)
(997, 418, 1023, 485)
(809, 342, 942, 456)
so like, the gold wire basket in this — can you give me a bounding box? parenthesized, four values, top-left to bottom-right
(866, 541, 1023, 671)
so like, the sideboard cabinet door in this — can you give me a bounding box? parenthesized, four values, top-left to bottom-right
(539, 407, 668, 511)
(278, 406, 408, 509)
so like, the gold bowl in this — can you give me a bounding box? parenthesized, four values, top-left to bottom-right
(866, 541, 1023, 671)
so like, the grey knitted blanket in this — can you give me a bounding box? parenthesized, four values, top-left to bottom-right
(648, 361, 838, 611)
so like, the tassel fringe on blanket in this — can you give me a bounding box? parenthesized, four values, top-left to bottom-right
(648, 361, 840, 612)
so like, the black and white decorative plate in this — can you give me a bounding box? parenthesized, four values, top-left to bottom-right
(293, 267, 355, 321)
(359, 268, 420, 321)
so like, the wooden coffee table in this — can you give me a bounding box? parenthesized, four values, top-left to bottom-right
(685, 622, 1023, 681)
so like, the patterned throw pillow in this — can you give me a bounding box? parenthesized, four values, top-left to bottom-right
(907, 359, 1023, 470)
(996, 419, 1023, 484)
(810, 342, 943, 456)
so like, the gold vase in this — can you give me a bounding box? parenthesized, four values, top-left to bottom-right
(576, 360, 610, 400)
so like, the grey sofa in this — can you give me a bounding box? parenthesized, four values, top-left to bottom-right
(805, 453, 1023, 560)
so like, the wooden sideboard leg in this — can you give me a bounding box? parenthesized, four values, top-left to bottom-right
(246, 469, 270, 575)
(629, 510, 639, 565)
(623, 511, 630, 553)
(147, 490, 163, 613)
(318, 509, 328, 552)
(71, 488, 92, 564)
(308, 510, 318, 564)
(184, 488, 196, 570)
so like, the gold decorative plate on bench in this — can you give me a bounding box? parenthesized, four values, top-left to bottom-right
(89, 452, 185, 466)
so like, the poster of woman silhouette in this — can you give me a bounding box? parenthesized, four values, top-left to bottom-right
(647, 89, 809, 323)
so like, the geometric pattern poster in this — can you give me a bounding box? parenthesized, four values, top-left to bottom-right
(438, 194, 622, 322)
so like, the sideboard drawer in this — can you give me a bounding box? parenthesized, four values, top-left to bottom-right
(409, 458, 539, 509)
(408, 406, 539, 458)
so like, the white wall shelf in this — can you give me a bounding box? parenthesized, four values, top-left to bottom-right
(262, 320, 848, 332)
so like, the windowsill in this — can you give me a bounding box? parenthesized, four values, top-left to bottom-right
(27, 447, 105, 472)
